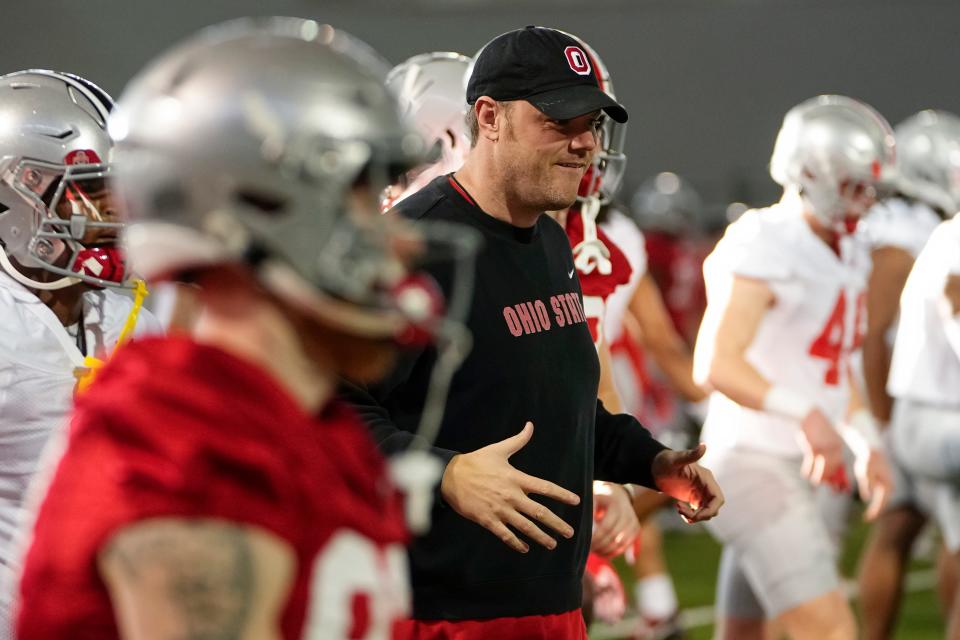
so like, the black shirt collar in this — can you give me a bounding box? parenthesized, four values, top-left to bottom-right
(441, 175, 540, 244)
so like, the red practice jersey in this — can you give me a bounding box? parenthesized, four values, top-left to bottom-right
(642, 230, 710, 346)
(563, 206, 633, 342)
(17, 336, 409, 639)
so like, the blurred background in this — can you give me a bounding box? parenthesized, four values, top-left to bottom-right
(5, 0, 960, 215)
(6, 2, 954, 637)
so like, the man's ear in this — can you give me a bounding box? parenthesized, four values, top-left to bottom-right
(475, 97, 500, 142)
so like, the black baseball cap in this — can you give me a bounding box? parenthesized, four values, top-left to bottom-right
(466, 26, 628, 124)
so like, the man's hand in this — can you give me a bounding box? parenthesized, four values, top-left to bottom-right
(856, 448, 893, 521)
(798, 408, 848, 491)
(440, 422, 580, 553)
(591, 482, 641, 557)
(651, 444, 724, 523)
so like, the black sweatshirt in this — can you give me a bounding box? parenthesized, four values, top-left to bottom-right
(341, 175, 667, 621)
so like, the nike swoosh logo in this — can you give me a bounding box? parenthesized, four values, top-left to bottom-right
(568, 268, 575, 278)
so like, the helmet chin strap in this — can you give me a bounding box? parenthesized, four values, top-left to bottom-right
(572, 195, 612, 276)
(0, 248, 80, 290)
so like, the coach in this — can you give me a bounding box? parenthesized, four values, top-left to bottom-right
(344, 26, 723, 638)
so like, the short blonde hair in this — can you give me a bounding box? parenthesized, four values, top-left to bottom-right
(466, 106, 479, 147)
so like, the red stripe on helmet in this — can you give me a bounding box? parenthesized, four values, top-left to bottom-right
(581, 46, 603, 91)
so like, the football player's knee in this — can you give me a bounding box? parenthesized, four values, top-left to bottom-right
(715, 616, 765, 640)
(778, 591, 855, 640)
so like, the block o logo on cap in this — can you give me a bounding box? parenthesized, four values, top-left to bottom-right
(564, 46, 592, 76)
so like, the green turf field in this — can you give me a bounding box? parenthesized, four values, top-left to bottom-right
(592, 515, 946, 639)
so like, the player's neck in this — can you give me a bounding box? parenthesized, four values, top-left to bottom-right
(193, 290, 334, 415)
(802, 211, 841, 256)
(454, 159, 542, 228)
(37, 287, 86, 326)
(13, 261, 87, 326)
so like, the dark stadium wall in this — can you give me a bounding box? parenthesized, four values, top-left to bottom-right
(4, 0, 957, 211)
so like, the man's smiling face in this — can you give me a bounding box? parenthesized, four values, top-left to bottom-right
(495, 99, 602, 213)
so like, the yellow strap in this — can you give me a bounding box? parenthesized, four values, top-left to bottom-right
(74, 356, 105, 395)
(114, 279, 149, 353)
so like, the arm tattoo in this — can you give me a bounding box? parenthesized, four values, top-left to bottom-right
(104, 520, 254, 640)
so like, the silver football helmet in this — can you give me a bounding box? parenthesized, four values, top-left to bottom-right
(630, 172, 704, 235)
(382, 52, 472, 210)
(769, 95, 896, 230)
(894, 110, 960, 217)
(0, 70, 128, 290)
(110, 17, 479, 341)
(561, 33, 627, 205)
(111, 19, 480, 533)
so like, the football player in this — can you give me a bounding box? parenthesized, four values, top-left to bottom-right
(545, 33, 633, 413)
(604, 174, 710, 639)
(886, 120, 960, 639)
(856, 110, 960, 640)
(544, 35, 643, 626)
(623, 172, 711, 422)
(16, 18, 470, 639)
(551, 39, 700, 638)
(693, 95, 894, 640)
(382, 51, 472, 212)
(632, 173, 717, 351)
(547, 33, 640, 530)
(0, 69, 160, 635)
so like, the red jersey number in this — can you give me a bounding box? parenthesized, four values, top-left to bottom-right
(809, 291, 863, 386)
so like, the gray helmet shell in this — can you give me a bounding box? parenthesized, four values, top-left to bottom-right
(382, 52, 472, 208)
(769, 95, 895, 227)
(894, 110, 960, 217)
(112, 17, 428, 321)
(0, 69, 119, 289)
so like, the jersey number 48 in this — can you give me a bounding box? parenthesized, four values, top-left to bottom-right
(808, 290, 865, 386)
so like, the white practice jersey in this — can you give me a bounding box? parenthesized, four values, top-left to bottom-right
(601, 208, 648, 344)
(699, 199, 871, 458)
(865, 197, 941, 258)
(888, 216, 960, 407)
(0, 271, 161, 616)
(861, 198, 942, 357)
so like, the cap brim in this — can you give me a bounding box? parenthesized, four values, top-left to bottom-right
(527, 84, 628, 123)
